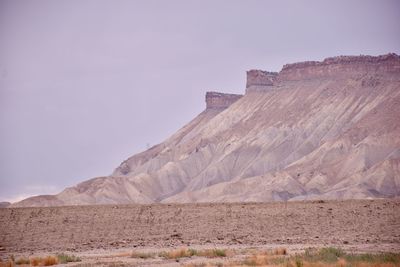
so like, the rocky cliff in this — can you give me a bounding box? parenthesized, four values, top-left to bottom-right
(278, 53, 400, 81)
(205, 91, 243, 109)
(13, 53, 400, 207)
(245, 70, 278, 93)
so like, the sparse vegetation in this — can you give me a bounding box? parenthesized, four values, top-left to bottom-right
(56, 253, 81, 263)
(3, 247, 399, 267)
(159, 248, 198, 259)
(15, 257, 30, 265)
(29, 256, 58, 266)
(198, 249, 227, 258)
(301, 247, 345, 263)
(182, 247, 400, 267)
(343, 251, 400, 265)
(270, 247, 400, 267)
(159, 248, 228, 260)
(0, 253, 81, 266)
(295, 257, 303, 267)
(42, 256, 58, 266)
(29, 257, 40, 266)
(0, 259, 14, 267)
(274, 248, 287, 255)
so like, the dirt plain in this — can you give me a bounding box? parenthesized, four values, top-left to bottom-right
(0, 199, 399, 266)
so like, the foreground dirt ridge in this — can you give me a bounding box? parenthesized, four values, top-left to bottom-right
(12, 53, 400, 207)
(1, 200, 399, 256)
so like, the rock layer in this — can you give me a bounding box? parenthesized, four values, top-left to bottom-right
(278, 53, 400, 81)
(13, 53, 400, 207)
(246, 70, 278, 93)
(205, 91, 243, 109)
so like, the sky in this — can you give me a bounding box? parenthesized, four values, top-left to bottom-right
(0, 0, 399, 203)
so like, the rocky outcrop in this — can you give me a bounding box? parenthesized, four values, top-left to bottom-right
(245, 53, 400, 94)
(12, 53, 400, 207)
(246, 70, 278, 93)
(278, 53, 400, 81)
(205, 91, 242, 109)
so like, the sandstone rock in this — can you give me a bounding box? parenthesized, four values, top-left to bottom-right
(205, 91, 242, 109)
(278, 53, 400, 81)
(245, 69, 278, 93)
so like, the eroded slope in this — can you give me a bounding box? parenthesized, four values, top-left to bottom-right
(13, 54, 400, 206)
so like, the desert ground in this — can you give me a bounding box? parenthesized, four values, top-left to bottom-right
(1, 199, 399, 266)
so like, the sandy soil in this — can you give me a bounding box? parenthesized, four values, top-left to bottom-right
(1, 199, 399, 265)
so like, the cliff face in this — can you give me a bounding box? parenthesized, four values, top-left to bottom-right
(278, 53, 400, 81)
(205, 91, 242, 109)
(13, 53, 400, 207)
(246, 53, 400, 90)
(245, 70, 278, 93)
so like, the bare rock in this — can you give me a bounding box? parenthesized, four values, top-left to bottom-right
(205, 91, 242, 109)
(246, 69, 278, 93)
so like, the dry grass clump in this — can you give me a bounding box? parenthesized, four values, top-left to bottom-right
(56, 253, 81, 263)
(30, 256, 58, 266)
(160, 248, 198, 259)
(242, 254, 270, 266)
(29, 257, 40, 266)
(198, 249, 228, 258)
(159, 248, 228, 260)
(42, 256, 58, 266)
(274, 248, 287, 255)
(239, 247, 287, 266)
(14, 258, 30, 265)
(0, 259, 14, 267)
(0, 253, 81, 266)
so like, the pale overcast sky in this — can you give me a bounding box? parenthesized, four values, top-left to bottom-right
(1, 0, 399, 202)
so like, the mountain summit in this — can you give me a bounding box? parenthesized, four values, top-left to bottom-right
(14, 53, 400, 207)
